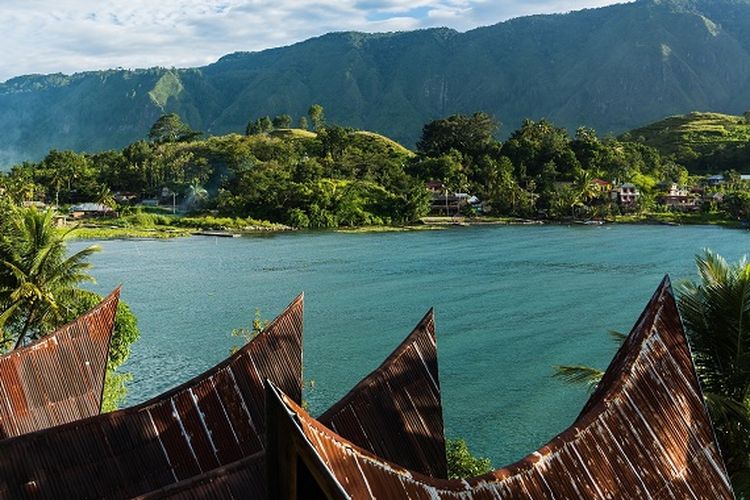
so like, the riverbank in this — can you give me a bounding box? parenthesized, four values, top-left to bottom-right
(66, 210, 745, 240)
(420, 212, 744, 229)
(66, 213, 295, 240)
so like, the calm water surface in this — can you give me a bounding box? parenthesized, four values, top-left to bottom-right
(71, 224, 750, 467)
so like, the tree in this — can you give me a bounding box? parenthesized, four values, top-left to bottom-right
(185, 180, 208, 209)
(679, 251, 750, 491)
(502, 119, 580, 180)
(298, 116, 309, 130)
(246, 116, 273, 135)
(417, 112, 500, 162)
(273, 114, 293, 129)
(0, 208, 100, 348)
(96, 185, 116, 210)
(308, 104, 325, 131)
(446, 438, 493, 479)
(573, 169, 597, 205)
(148, 113, 201, 144)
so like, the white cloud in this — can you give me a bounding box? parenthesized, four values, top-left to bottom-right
(0, 0, 626, 82)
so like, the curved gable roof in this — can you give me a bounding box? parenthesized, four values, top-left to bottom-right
(268, 278, 734, 499)
(0, 294, 303, 499)
(0, 288, 120, 439)
(138, 309, 447, 498)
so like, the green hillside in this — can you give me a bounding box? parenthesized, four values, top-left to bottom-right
(627, 112, 750, 172)
(4, 0, 750, 165)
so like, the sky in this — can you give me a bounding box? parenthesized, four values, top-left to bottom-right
(1, 0, 624, 82)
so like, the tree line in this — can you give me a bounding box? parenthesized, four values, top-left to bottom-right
(1, 109, 749, 228)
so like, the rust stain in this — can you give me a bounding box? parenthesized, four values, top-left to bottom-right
(268, 277, 735, 499)
(0, 294, 303, 499)
(0, 288, 120, 439)
(137, 309, 447, 498)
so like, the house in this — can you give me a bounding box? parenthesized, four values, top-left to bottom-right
(592, 178, 612, 193)
(69, 202, 115, 219)
(658, 183, 698, 211)
(424, 181, 482, 215)
(707, 175, 724, 186)
(612, 183, 640, 206)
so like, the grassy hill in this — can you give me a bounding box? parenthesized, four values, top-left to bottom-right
(4, 0, 750, 165)
(626, 112, 750, 172)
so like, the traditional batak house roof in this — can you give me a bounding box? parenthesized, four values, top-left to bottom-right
(137, 309, 446, 498)
(267, 278, 734, 499)
(0, 288, 120, 439)
(0, 294, 304, 499)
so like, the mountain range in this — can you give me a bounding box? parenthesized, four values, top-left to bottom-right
(2, 0, 750, 166)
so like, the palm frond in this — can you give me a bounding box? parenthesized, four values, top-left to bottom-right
(607, 330, 627, 344)
(552, 365, 604, 391)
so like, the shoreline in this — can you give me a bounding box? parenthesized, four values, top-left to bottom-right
(67, 213, 745, 240)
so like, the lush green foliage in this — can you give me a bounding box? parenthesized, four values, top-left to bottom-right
(2, 0, 750, 164)
(0, 208, 100, 347)
(5, 107, 750, 227)
(1, 117, 431, 228)
(627, 112, 750, 173)
(148, 113, 201, 144)
(446, 438, 493, 479)
(0, 207, 141, 410)
(679, 251, 750, 492)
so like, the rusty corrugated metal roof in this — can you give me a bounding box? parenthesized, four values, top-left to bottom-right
(0, 294, 303, 499)
(137, 308, 446, 499)
(318, 308, 446, 478)
(268, 277, 735, 499)
(0, 288, 120, 439)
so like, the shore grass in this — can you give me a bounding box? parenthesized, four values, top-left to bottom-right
(69, 226, 192, 240)
(335, 224, 445, 233)
(612, 212, 741, 227)
(64, 210, 746, 240)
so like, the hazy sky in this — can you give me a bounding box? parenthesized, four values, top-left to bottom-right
(1, 0, 624, 82)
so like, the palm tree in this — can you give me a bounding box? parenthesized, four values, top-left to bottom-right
(0, 208, 100, 349)
(554, 251, 750, 493)
(96, 185, 116, 210)
(185, 180, 208, 209)
(679, 251, 750, 490)
(573, 169, 598, 205)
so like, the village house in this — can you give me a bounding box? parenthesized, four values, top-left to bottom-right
(658, 183, 699, 211)
(592, 178, 612, 194)
(707, 174, 724, 186)
(425, 181, 481, 215)
(69, 202, 115, 219)
(612, 183, 640, 206)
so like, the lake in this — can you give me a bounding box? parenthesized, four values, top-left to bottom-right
(70, 224, 750, 468)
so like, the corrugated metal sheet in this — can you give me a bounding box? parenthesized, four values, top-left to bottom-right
(0, 288, 120, 439)
(268, 277, 735, 499)
(318, 308, 446, 478)
(138, 309, 446, 499)
(0, 294, 303, 499)
(136, 452, 266, 500)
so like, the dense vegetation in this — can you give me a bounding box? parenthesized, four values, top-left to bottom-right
(627, 112, 750, 173)
(7, 107, 750, 229)
(4, 0, 750, 164)
(0, 202, 140, 409)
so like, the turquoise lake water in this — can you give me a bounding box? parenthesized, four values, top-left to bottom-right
(70, 224, 750, 468)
